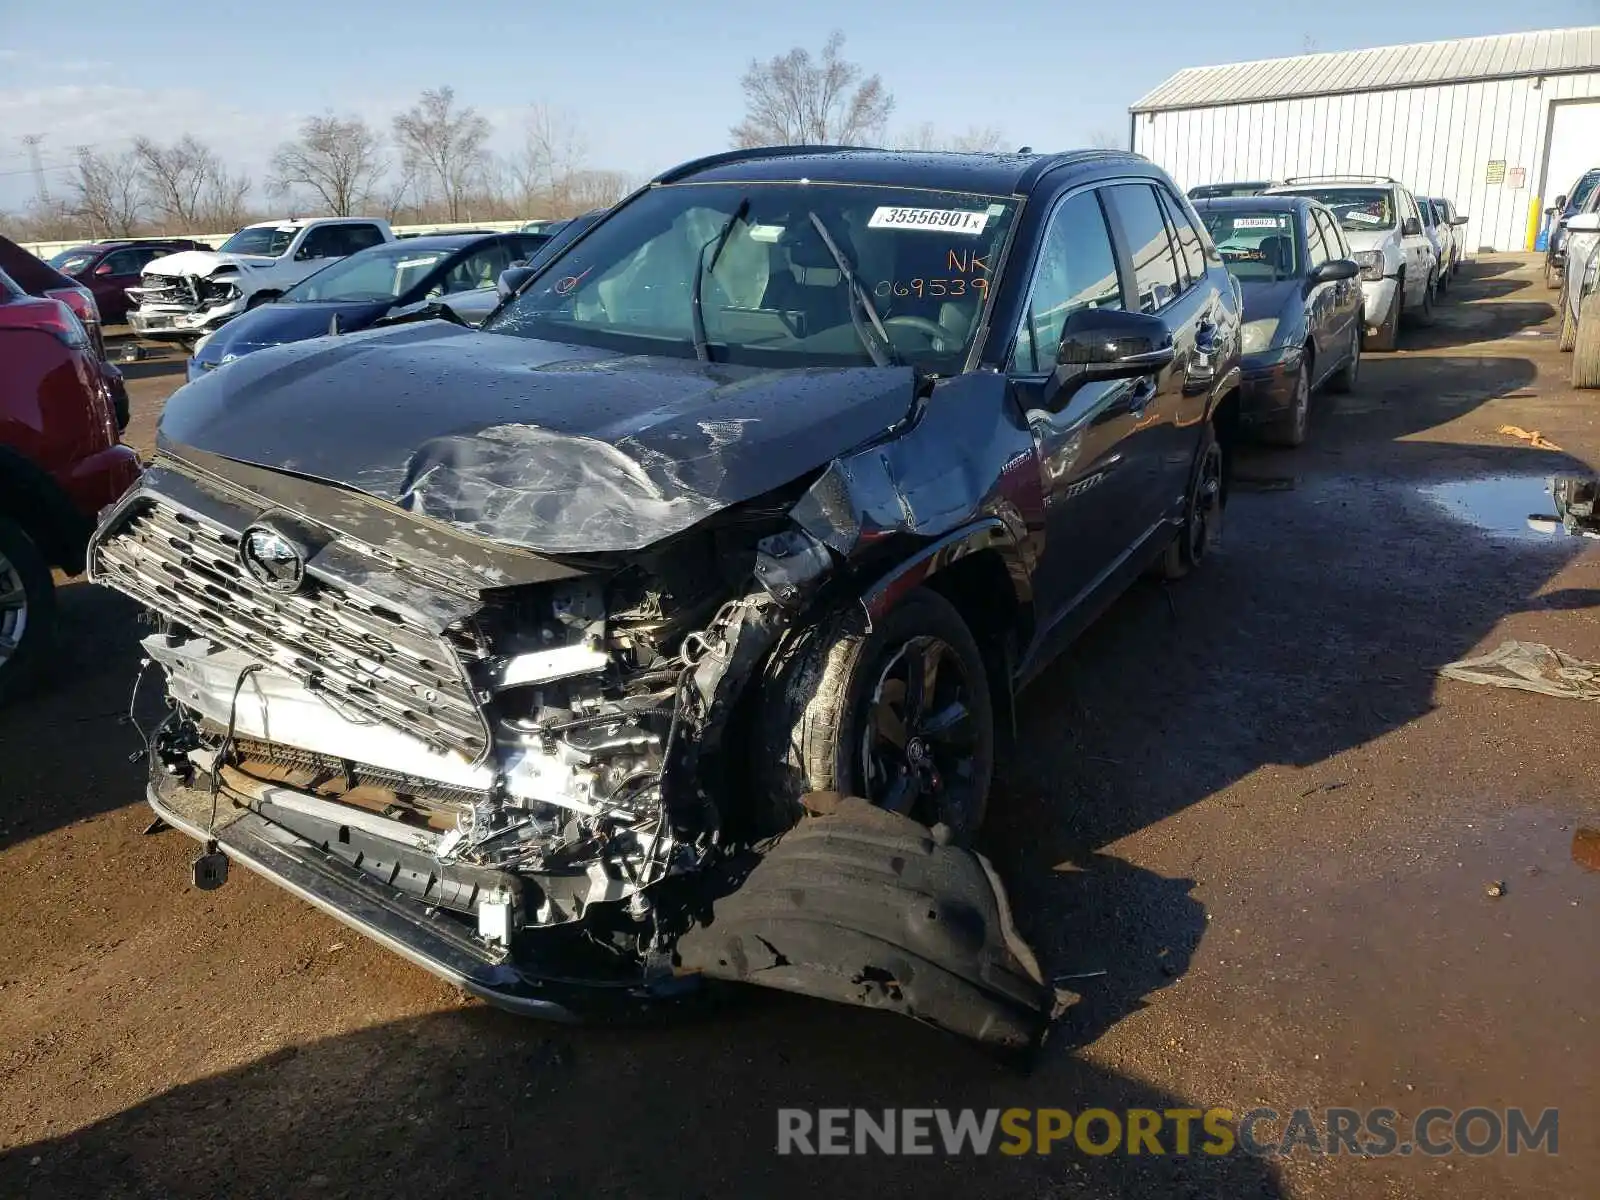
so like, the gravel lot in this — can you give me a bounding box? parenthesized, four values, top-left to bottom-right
(1, 254, 1596, 1198)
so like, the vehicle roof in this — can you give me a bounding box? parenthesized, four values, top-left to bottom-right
(1192, 194, 1315, 211)
(241, 216, 388, 230)
(1269, 177, 1400, 191)
(661, 146, 1156, 197)
(377, 232, 514, 251)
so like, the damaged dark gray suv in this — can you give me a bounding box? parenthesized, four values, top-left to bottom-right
(90, 147, 1242, 1050)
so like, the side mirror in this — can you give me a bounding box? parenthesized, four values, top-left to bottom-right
(1555, 195, 1569, 212)
(497, 265, 535, 298)
(1452, 214, 1470, 226)
(1565, 212, 1600, 234)
(1047, 308, 1175, 405)
(1308, 258, 1360, 284)
(1402, 217, 1422, 237)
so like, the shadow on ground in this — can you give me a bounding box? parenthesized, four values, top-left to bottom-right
(0, 1002, 1286, 1199)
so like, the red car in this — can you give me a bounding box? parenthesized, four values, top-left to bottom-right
(0, 235, 130, 430)
(0, 267, 141, 699)
(46, 238, 209, 325)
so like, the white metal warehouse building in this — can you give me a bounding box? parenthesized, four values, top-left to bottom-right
(1130, 27, 1600, 253)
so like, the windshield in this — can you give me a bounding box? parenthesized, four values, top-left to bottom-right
(219, 226, 297, 256)
(1201, 211, 1300, 282)
(1567, 171, 1600, 215)
(283, 246, 451, 302)
(1279, 188, 1393, 233)
(48, 250, 96, 274)
(485, 182, 1019, 372)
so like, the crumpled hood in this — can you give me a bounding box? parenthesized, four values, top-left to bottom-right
(197, 299, 391, 361)
(144, 249, 274, 278)
(1240, 279, 1301, 323)
(159, 320, 917, 554)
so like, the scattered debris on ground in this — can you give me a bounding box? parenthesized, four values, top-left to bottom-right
(1497, 425, 1564, 451)
(1439, 640, 1600, 701)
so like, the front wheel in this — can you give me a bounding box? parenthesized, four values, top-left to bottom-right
(753, 589, 995, 845)
(1330, 322, 1361, 393)
(1546, 259, 1562, 291)
(1265, 361, 1311, 448)
(1161, 422, 1224, 579)
(1559, 285, 1578, 351)
(1367, 282, 1401, 351)
(0, 517, 57, 705)
(1572, 292, 1600, 389)
(1409, 273, 1437, 326)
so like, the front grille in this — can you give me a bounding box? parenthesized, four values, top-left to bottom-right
(223, 733, 488, 807)
(94, 499, 490, 761)
(136, 274, 194, 307)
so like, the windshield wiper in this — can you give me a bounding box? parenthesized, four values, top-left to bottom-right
(691, 198, 749, 362)
(806, 211, 900, 368)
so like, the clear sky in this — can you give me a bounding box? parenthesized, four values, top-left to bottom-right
(1, 1, 1596, 215)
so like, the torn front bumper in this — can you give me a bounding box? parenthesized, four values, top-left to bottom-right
(128, 302, 242, 341)
(147, 766, 1051, 1049)
(146, 766, 672, 1020)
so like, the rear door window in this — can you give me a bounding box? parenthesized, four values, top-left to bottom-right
(1008, 189, 1124, 374)
(1305, 212, 1332, 267)
(102, 249, 144, 275)
(1157, 189, 1206, 287)
(1104, 184, 1183, 314)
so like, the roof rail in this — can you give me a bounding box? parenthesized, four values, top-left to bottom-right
(1279, 174, 1402, 186)
(1016, 148, 1145, 193)
(653, 144, 870, 184)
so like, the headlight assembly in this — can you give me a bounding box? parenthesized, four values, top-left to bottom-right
(1241, 318, 1280, 354)
(1353, 250, 1385, 281)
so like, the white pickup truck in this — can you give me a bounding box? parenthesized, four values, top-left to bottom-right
(126, 217, 395, 343)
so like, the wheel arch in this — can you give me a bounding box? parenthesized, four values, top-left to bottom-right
(0, 447, 92, 572)
(856, 520, 1033, 741)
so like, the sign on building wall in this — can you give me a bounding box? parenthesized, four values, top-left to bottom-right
(1507, 167, 1527, 189)
(1485, 160, 1507, 184)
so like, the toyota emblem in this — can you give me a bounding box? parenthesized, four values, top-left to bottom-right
(240, 525, 306, 594)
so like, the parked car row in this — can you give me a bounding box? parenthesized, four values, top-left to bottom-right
(0, 242, 141, 701)
(76, 146, 1258, 1047)
(1554, 189, 1600, 389)
(1190, 175, 1467, 354)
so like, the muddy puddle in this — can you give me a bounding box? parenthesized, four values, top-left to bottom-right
(1416, 475, 1588, 544)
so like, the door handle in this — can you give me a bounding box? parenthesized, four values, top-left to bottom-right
(1129, 377, 1157, 412)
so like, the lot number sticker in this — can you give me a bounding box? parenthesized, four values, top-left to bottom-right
(869, 207, 990, 235)
(1231, 217, 1281, 229)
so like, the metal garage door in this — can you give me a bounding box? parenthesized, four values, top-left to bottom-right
(1543, 99, 1600, 206)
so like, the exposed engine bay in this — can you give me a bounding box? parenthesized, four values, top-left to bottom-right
(127, 271, 241, 315)
(87, 318, 1061, 1051)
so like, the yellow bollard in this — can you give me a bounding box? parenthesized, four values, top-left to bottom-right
(1526, 195, 1542, 251)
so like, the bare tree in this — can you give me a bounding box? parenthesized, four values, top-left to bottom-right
(392, 86, 491, 221)
(67, 146, 147, 236)
(895, 123, 1007, 153)
(133, 135, 225, 227)
(269, 115, 387, 216)
(560, 169, 635, 215)
(201, 166, 253, 229)
(512, 103, 589, 215)
(1087, 129, 1124, 150)
(731, 32, 894, 148)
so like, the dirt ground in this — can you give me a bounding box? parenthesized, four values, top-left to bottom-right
(1, 255, 1596, 1199)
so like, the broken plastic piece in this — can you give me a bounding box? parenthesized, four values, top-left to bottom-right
(1439, 640, 1600, 702)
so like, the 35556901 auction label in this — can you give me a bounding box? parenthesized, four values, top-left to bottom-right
(868, 207, 990, 235)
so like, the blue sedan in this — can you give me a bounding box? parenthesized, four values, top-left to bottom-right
(186, 230, 555, 381)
